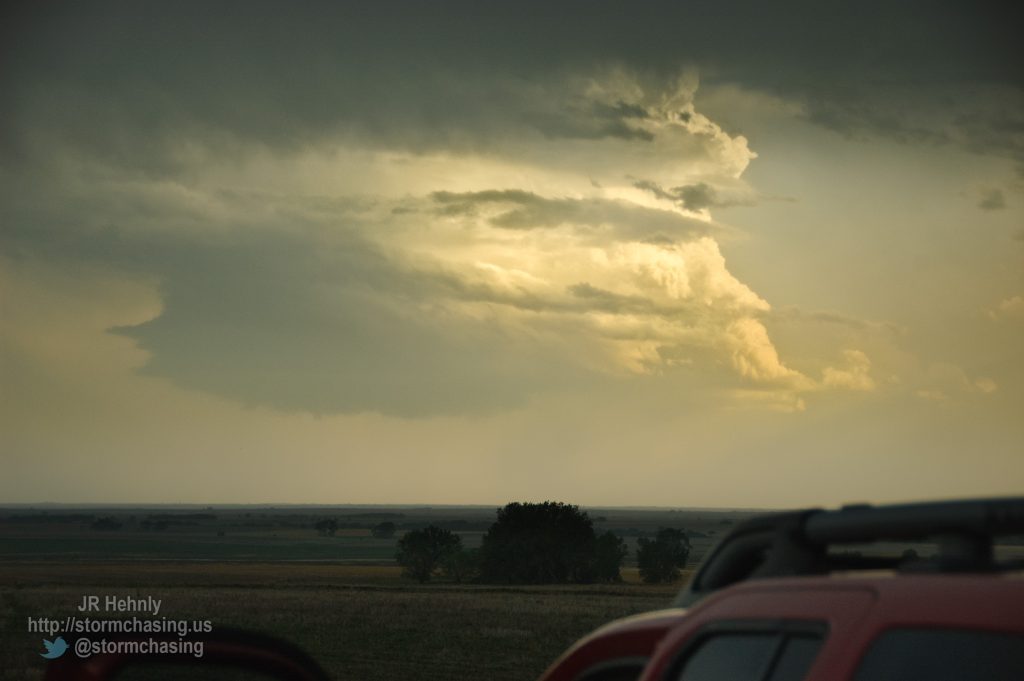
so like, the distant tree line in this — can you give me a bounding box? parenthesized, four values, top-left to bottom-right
(314, 519, 397, 538)
(393, 501, 692, 585)
(7, 513, 95, 523)
(9, 512, 223, 531)
(91, 516, 122, 531)
(140, 519, 170, 531)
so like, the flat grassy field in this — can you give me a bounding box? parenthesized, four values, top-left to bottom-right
(1, 505, 743, 680)
(0, 562, 685, 681)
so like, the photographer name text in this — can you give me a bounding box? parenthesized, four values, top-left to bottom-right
(78, 596, 162, 615)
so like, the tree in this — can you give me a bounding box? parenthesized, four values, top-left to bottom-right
(592, 531, 629, 582)
(442, 547, 481, 583)
(636, 528, 691, 584)
(480, 501, 625, 584)
(371, 521, 397, 539)
(396, 525, 462, 583)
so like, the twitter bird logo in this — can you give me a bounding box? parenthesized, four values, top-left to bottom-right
(40, 637, 68, 659)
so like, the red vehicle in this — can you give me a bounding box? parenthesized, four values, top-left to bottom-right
(539, 497, 1024, 681)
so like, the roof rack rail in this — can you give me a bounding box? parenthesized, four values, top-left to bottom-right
(674, 496, 1024, 608)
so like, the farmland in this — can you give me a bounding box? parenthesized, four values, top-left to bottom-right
(0, 504, 752, 681)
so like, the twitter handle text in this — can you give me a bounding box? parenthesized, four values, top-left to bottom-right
(73, 636, 205, 659)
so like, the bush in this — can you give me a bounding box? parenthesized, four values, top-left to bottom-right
(396, 525, 462, 583)
(637, 528, 690, 584)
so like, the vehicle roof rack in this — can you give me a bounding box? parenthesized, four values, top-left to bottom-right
(674, 497, 1024, 607)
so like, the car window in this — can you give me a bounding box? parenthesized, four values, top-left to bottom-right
(853, 628, 1024, 681)
(767, 635, 822, 681)
(673, 626, 826, 681)
(676, 633, 779, 681)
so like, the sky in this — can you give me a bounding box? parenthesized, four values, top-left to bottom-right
(1, 1, 1022, 508)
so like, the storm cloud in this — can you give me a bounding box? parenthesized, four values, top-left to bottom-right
(2, 1, 1023, 507)
(6, 0, 1019, 417)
